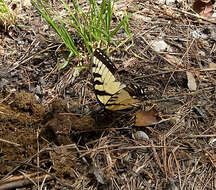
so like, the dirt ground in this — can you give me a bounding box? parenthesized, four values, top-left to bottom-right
(0, 0, 216, 189)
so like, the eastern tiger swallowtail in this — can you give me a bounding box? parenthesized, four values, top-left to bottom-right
(92, 48, 144, 111)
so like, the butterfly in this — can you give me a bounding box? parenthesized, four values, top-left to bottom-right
(92, 48, 144, 111)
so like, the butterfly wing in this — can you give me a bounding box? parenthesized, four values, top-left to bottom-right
(92, 48, 142, 111)
(105, 88, 140, 110)
(92, 48, 125, 106)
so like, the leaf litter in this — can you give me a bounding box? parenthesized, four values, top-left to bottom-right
(0, 0, 216, 189)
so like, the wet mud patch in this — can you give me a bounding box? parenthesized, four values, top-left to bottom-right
(0, 91, 45, 125)
(0, 91, 105, 183)
(0, 91, 45, 174)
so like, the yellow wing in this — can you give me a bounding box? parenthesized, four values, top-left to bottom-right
(92, 48, 141, 111)
(105, 88, 140, 110)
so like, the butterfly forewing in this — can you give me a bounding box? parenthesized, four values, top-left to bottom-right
(92, 48, 142, 111)
(93, 48, 116, 74)
(92, 49, 125, 105)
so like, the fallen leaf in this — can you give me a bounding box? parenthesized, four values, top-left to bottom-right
(135, 109, 160, 127)
(186, 71, 197, 91)
(200, 3, 214, 17)
(22, 0, 32, 8)
(164, 54, 183, 67)
(192, 0, 214, 18)
(93, 167, 105, 184)
(132, 13, 152, 22)
(0, 45, 4, 56)
(151, 40, 171, 53)
(122, 57, 136, 69)
(209, 62, 216, 69)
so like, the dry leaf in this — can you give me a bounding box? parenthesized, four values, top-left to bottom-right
(200, 3, 214, 17)
(122, 57, 136, 69)
(0, 45, 4, 56)
(164, 54, 183, 67)
(151, 40, 171, 52)
(135, 109, 160, 127)
(132, 13, 152, 22)
(209, 62, 216, 69)
(22, 0, 32, 8)
(93, 167, 105, 184)
(192, 0, 214, 17)
(186, 71, 197, 91)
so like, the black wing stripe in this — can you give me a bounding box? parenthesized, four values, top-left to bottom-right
(125, 84, 146, 97)
(94, 48, 116, 74)
(93, 72, 102, 78)
(94, 80, 104, 86)
(94, 90, 113, 96)
(92, 48, 144, 111)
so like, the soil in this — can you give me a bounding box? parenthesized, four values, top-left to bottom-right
(0, 0, 216, 189)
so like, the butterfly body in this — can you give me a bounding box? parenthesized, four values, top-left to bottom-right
(92, 48, 143, 111)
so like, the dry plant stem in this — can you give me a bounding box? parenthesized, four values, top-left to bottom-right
(184, 134, 216, 138)
(0, 144, 52, 182)
(136, 68, 216, 80)
(0, 92, 13, 104)
(204, 150, 216, 168)
(52, 66, 75, 96)
(152, 86, 215, 103)
(162, 137, 168, 179)
(9, 44, 59, 72)
(18, 39, 38, 62)
(173, 8, 216, 25)
(22, 163, 73, 189)
(167, 147, 175, 177)
(0, 172, 39, 184)
(0, 138, 20, 146)
(163, 37, 195, 95)
(79, 143, 188, 158)
(0, 173, 52, 190)
(151, 141, 164, 174)
(164, 109, 191, 139)
(40, 167, 52, 190)
(37, 129, 40, 188)
(19, 171, 38, 186)
(172, 146, 182, 188)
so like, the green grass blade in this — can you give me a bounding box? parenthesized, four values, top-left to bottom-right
(110, 14, 131, 37)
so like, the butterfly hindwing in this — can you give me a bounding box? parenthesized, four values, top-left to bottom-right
(105, 89, 140, 110)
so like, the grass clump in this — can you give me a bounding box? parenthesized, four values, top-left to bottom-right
(32, 0, 131, 68)
(0, 0, 16, 30)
